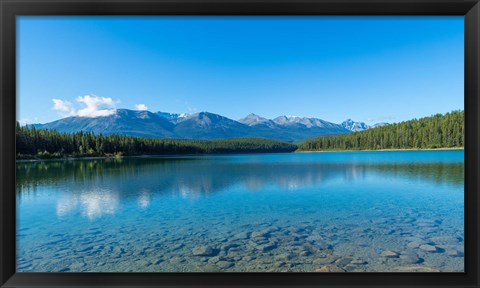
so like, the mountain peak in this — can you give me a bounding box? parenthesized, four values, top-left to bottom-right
(156, 111, 190, 123)
(238, 113, 275, 127)
(36, 110, 352, 142)
(341, 119, 369, 132)
(273, 115, 328, 129)
(371, 122, 389, 128)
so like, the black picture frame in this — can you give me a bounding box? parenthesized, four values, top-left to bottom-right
(1, 0, 479, 287)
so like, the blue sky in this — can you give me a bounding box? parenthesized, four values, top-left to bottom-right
(17, 16, 464, 125)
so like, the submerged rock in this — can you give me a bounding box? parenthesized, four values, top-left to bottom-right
(430, 236, 460, 244)
(315, 265, 346, 272)
(315, 240, 332, 250)
(335, 257, 353, 266)
(350, 259, 367, 265)
(233, 232, 249, 240)
(207, 256, 222, 264)
(221, 243, 240, 251)
(380, 250, 399, 258)
(403, 237, 425, 242)
(216, 260, 234, 269)
(192, 246, 215, 256)
(407, 242, 423, 249)
(399, 254, 421, 264)
(251, 231, 268, 238)
(419, 244, 438, 253)
(445, 249, 463, 257)
(299, 250, 312, 256)
(395, 266, 440, 272)
(69, 262, 86, 270)
(255, 243, 277, 252)
(344, 264, 361, 272)
(195, 264, 220, 272)
(171, 243, 184, 251)
(275, 252, 296, 261)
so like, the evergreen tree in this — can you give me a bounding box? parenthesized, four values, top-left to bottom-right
(298, 110, 464, 151)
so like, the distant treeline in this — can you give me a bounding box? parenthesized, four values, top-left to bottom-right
(16, 123, 298, 159)
(298, 110, 464, 151)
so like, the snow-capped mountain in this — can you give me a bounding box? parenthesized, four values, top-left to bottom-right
(36, 110, 353, 142)
(156, 111, 189, 123)
(273, 115, 344, 130)
(341, 119, 370, 132)
(173, 112, 253, 139)
(340, 119, 390, 132)
(36, 109, 176, 138)
(238, 113, 278, 128)
(371, 122, 389, 128)
(239, 114, 349, 141)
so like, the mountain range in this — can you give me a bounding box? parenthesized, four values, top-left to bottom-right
(35, 109, 387, 142)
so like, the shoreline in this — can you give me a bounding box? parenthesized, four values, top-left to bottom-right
(16, 156, 120, 163)
(16, 147, 464, 162)
(296, 147, 464, 153)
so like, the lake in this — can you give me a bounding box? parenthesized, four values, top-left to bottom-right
(16, 150, 464, 272)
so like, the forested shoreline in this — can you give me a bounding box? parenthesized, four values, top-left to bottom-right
(298, 111, 464, 151)
(16, 110, 464, 160)
(16, 123, 297, 160)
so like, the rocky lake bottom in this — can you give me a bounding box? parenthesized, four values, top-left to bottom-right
(16, 151, 464, 272)
(16, 208, 464, 272)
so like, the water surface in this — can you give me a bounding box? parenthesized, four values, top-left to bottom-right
(16, 150, 464, 272)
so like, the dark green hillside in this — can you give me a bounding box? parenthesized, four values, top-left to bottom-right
(298, 111, 464, 151)
(16, 124, 297, 160)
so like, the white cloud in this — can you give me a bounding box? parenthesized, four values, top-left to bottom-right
(76, 95, 116, 117)
(134, 104, 148, 111)
(52, 95, 117, 118)
(52, 99, 76, 117)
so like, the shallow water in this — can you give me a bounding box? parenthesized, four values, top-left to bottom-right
(16, 150, 464, 272)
